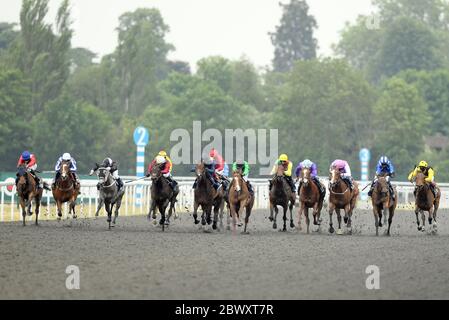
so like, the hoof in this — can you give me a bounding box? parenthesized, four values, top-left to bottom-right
(241, 231, 250, 235)
(336, 229, 343, 235)
(273, 223, 277, 230)
(194, 219, 200, 225)
(226, 225, 231, 231)
(329, 227, 335, 234)
(268, 216, 274, 222)
(212, 223, 217, 230)
(290, 222, 295, 229)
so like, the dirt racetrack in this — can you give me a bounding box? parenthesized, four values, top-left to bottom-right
(1, 207, 449, 300)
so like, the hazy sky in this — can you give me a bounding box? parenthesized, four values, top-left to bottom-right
(0, 0, 375, 69)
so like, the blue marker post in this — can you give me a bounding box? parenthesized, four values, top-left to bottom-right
(133, 127, 149, 207)
(359, 148, 371, 201)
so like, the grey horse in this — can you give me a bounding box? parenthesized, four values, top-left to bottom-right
(93, 167, 125, 230)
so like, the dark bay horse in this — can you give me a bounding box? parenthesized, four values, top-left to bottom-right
(370, 175, 397, 236)
(328, 167, 359, 235)
(228, 168, 254, 234)
(52, 160, 80, 220)
(148, 164, 179, 232)
(94, 167, 125, 230)
(16, 165, 43, 226)
(297, 167, 325, 234)
(414, 172, 440, 234)
(269, 165, 296, 232)
(193, 161, 225, 231)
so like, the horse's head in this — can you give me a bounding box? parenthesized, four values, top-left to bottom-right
(150, 164, 163, 181)
(329, 167, 342, 187)
(60, 160, 71, 180)
(97, 167, 111, 184)
(195, 161, 206, 177)
(300, 167, 311, 185)
(376, 175, 389, 198)
(415, 172, 427, 191)
(232, 169, 243, 192)
(16, 165, 28, 191)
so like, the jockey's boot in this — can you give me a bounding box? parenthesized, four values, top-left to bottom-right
(35, 175, 43, 189)
(247, 181, 254, 196)
(343, 177, 353, 190)
(269, 180, 273, 191)
(285, 176, 296, 193)
(208, 174, 221, 191)
(96, 183, 101, 191)
(367, 182, 375, 197)
(72, 172, 80, 189)
(313, 177, 325, 200)
(166, 176, 177, 190)
(388, 182, 395, 201)
(192, 178, 198, 189)
(430, 183, 437, 198)
(116, 177, 124, 190)
(52, 172, 60, 189)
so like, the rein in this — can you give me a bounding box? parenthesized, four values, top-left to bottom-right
(329, 180, 349, 195)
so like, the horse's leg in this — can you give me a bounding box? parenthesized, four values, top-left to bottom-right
(212, 200, 220, 230)
(289, 199, 295, 229)
(105, 202, 112, 230)
(305, 207, 310, 234)
(273, 205, 279, 230)
(297, 203, 304, 231)
(113, 197, 122, 225)
(70, 197, 77, 219)
(387, 206, 394, 236)
(20, 197, 26, 226)
(282, 205, 287, 232)
(193, 201, 200, 225)
(56, 200, 63, 221)
(415, 206, 422, 231)
(269, 201, 274, 222)
(433, 199, 439, 233)
(373, 206, 380, 237)
(420, 209, 426, 233)
(95, 197, 103, 218)
(378, 206, 383, 228)
(35, 196, 41, 226)
(328, 204, 335, 234)
(336, 208, 343, 235)
(243, 203, 252, 234)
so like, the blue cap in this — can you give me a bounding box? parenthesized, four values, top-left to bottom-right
(22, 151, 31, 161)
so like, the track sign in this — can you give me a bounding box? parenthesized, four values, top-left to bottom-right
(133, 127, 149, 147)
(359, 148, 371, 162)
(3, 177, 16, 196)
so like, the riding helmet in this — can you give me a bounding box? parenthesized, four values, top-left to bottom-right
(22, 151, 31, 161)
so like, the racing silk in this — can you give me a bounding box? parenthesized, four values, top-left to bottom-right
(148, 159, 170, 175)
(376, 159, 395, 176)
(223, 162, 229, 177)
(271, 160, 293, 177)
(232, 161, 250, 176)
(165, 155, 173, 173)
(295, 162, 318, 178)
(17, 154, 37, 169)
(331, 159, 351, 178)
(408, 166, 435, 183)
(55, 157, 77, 172)
(212, 153, 225, 172)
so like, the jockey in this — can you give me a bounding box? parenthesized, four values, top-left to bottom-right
(330, 159, 354, 190)
(408, 160, 437, 197)
(368, 156, 395, 199)
(192, 157, 222, 191)
(53, 153, 79, 188)
(270, 154, 296, 193)
(232, 160, 254, 195)
(147, 152, 178, 190)
(16, 151, 44, 189)
(209, 148, 229, 190)
(295, 159, 325, 199)
(90, 157, 124, 191)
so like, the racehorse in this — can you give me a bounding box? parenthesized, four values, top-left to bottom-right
(414, 172, 440, 234)
(228, 168, 254, 234)
(328, 167, 359, 235)
(52, 160, 80, 220)
(370, 175, 397, 236)
(148, 164, 179, 231)
(268, 165, 296, 232)
(94, 167, 125, 230)
(16, 165, 43, 226)
(297, 167, 325, 234)
(193, 161, 225, 231)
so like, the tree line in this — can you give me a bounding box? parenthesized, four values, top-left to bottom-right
(1, 0, 449, 181)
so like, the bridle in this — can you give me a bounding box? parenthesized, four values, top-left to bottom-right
(329, 168, 349, 195)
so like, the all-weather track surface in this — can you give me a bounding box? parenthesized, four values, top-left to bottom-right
(0, 208, 448, 300)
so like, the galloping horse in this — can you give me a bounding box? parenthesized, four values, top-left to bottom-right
(297, 167, 325, 233)
(16, 165, 43, 226)
(370, 175, 397, 236)
(414, 172, 440, 234)
(193, 161, 225, 231)
(269, 165, 296, 232)
(228, 168, 254, 234)
(52, 160, 80, 220)
(94, 167, 125, 230)
(328, 167, 359, 235)
(148, 164, 179, 231)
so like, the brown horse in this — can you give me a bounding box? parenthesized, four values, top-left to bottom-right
(268, 165, 296, 232)
(193, 161, 225, 231)
(148, 164, 179, 232)
(297, 167, 325, 234)
(414, 172, 440, 234)
(328, 167, 359, 235)
(52, 160, 80, 220)
(16, 165, 43, 226)
(370, 175, 397, 236)
(228, 168, 254, 234)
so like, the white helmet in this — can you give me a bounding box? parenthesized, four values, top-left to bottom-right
(156, 156, 166, 164)
(62, 153, 71, 161)
(302, 159, 313, 168)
